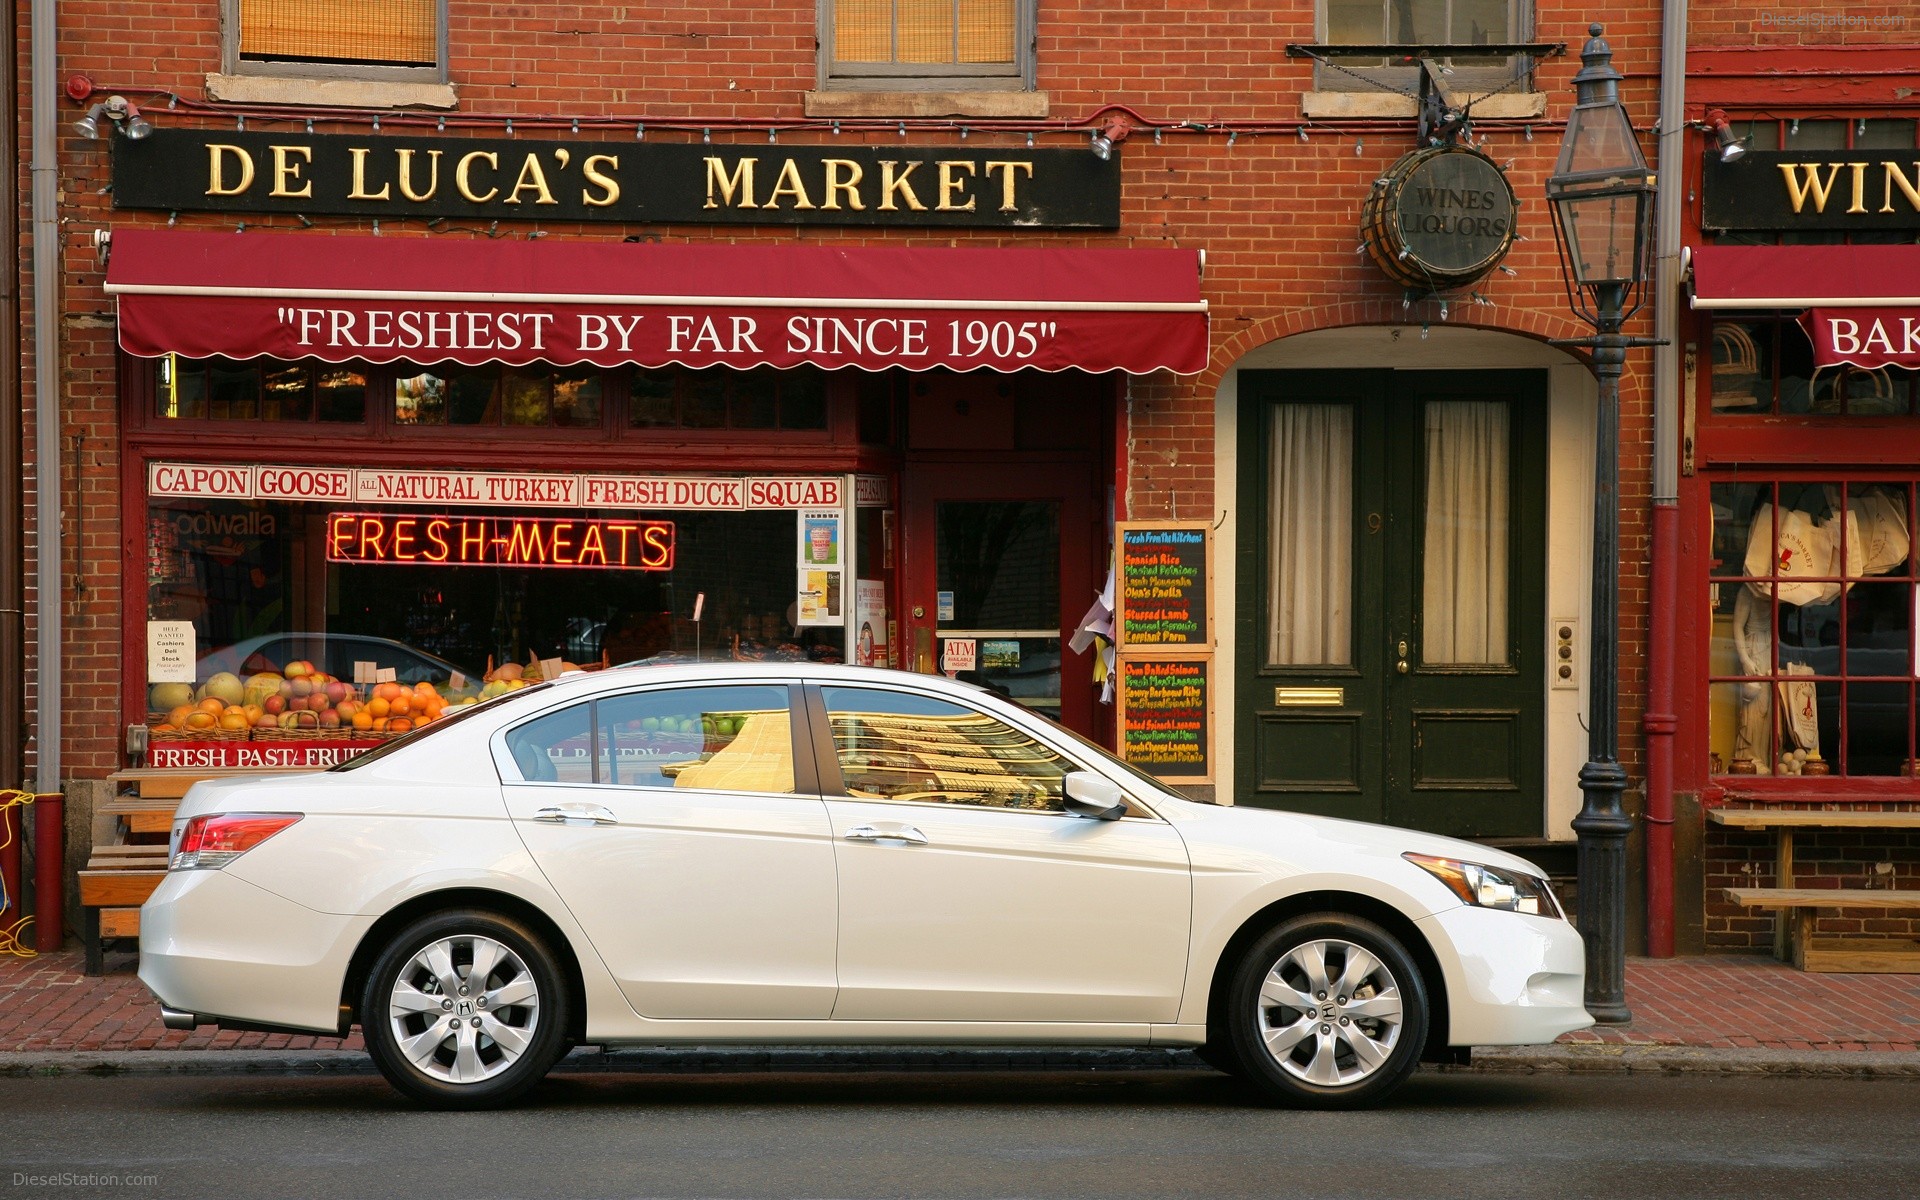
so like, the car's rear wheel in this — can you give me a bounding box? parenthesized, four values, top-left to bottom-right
(361, 909, 570, 1109)
(1221, 912, 1428, 1109)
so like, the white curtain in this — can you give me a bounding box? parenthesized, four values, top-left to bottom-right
(1422, 401, 1510, 664)
(1267, 404, 1352, 665)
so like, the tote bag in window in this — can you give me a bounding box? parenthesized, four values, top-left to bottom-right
(1745, 504, 1841, 608)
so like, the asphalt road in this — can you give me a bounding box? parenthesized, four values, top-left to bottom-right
(4, 1067, 1916, 1199)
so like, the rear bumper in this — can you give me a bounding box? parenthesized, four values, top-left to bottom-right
(140, 869, 366, 1036)
(1418, 905, 1593, 1046)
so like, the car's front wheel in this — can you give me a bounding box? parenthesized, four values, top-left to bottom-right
(361, 909, 570, 1109)
(1221, 912, 1429, 1109)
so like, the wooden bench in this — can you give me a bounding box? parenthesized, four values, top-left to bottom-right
(1711, 808, 1920, 973)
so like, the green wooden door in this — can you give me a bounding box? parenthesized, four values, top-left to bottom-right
(1235, 369, 1547, 837)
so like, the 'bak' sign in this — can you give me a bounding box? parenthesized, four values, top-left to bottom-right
(112, 129, 1121, 230)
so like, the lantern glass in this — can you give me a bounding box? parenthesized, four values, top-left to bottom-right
(1554, 101, 1645, 182)
(1553, 188, 1651, 287)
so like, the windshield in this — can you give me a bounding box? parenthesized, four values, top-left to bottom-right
(329, 682, 555, 772)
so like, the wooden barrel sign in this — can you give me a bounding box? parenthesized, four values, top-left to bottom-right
(1361, 145, 1519, 291)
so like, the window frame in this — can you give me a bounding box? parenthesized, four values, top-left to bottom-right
(1312, 0, 1534, 95)
(221, 0, 450, 85)
(816, 0, 1036, 93)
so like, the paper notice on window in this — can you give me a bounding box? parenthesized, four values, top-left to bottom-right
(797, 569, 841, 627)
(146, 621, 196, 684)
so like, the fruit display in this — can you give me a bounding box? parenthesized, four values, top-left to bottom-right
(148, 657, 481, 740)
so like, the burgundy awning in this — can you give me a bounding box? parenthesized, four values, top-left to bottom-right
(1690, 245, 1920, 369)
(104, 230, 1209, 375)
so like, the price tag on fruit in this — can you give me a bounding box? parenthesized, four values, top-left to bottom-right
(354, 661, 376, 685)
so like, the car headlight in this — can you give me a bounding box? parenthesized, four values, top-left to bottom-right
(1403, 853, 1562, 918)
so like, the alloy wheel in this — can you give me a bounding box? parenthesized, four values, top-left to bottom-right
(1253, 937, 1404, 1087)
(386, 934, 541, 1085)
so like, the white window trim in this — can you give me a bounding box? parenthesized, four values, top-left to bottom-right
(816, 0, 1036, 93)
(221, 0, 450, 86)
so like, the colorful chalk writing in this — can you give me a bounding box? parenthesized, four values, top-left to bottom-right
(1119, 658, 1210, 779)
(1118, 526, 1207, 648)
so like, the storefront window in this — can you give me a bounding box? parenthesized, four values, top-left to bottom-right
(395, 365, 603, 428)
(157, 355, 367, 423)
(1707, 479, 1917, 777)
(142, 474, 855, 754)
(1709, 318, 1919, 417)
(627, 366, 828, 432)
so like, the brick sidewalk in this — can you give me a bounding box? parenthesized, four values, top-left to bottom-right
(2, 947, 1915, 1054)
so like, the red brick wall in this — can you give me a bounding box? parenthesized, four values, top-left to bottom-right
(1705, 820, 1920, 950)
(1691, 3, 1916, 48)
(23, 3, 1664, 783)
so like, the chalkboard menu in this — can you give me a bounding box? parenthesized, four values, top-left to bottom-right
(1116, 657, 1211, 780)
(1116, 523, 1209, 648)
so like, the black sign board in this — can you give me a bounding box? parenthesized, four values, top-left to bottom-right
(1116, 523, 1208, 649)
(111, 129, 1122, 229)
(1117, 657, 1211, 780)
(1703, 151, 1920, 232)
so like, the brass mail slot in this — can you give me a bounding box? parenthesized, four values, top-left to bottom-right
(1274, 687, 1344, 707)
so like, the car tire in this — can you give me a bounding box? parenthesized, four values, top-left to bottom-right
(1221, 912, 1429, 1109)
(361, 908, 570, 1110)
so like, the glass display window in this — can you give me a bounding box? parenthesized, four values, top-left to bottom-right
(1707, 478, 1918, 777)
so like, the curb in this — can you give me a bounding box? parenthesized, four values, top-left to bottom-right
(5, 1043, 1919, 1079)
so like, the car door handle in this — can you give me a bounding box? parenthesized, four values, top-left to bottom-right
(533, 805, 618, 827)
(843, 823, 929, 846)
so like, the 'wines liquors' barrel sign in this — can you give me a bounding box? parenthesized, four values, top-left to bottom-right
(1361, 145, 1519, 291)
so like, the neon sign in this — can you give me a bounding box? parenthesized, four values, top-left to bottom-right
(325, 512, 674, 570)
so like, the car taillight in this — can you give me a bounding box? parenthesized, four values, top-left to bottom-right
(170, 813, 302, 871)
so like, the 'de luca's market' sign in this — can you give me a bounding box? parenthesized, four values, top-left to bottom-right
(112, 129, 1121, 229)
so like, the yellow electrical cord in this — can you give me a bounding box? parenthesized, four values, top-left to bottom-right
(0, 790, 42, 958)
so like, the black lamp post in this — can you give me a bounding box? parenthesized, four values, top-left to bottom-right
(1545, 23, 1657, 1026)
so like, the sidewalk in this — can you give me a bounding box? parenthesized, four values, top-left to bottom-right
(3, 946, 1917, 1071)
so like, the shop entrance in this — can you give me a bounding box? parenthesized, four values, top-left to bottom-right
(903, 461, 1099, 736)
(1236, 369, 1548, 837)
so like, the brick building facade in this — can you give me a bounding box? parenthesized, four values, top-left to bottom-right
(17, 2, 1684, 944)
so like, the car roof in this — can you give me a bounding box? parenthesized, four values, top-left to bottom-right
(529, 661, 992, 700)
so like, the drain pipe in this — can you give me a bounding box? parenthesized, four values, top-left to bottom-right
(1, 0, 24, 798)
(1644, 0, 1688, 958)
(30, 0, 61, 797)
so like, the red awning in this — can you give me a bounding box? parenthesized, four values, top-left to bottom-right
(104, 230, 1209, 375)
(1690, 245, 1920, 369)
(1689, 244, 1920, 309)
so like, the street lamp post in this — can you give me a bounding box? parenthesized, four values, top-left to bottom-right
(1545, 23, 1658, 1026)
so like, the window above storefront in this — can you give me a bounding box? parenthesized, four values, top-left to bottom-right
(818, 0, 1033, 93)
(223, 0, 445, 83)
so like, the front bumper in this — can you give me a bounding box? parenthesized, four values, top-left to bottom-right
(1417, 905, 1593, 1046)
(139, 869, 368, 1036)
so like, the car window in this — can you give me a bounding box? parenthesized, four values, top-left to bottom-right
(596, 685, 795, 795)
(502, 703, 596, 784)
(819, 686, 1071, 812)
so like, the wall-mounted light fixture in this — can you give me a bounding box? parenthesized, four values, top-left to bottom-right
(74, 94, 152, 140)
(1702, 109, 1744, 163)
(1089, 115, 1133, 160)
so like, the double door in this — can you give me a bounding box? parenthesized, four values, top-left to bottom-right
(1236, 370, 1547, 837)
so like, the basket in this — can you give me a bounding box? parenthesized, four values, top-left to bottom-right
(1810, 364, 1899, 414)
(253, 726, 352, 742)
(149, 725, 249, 743)
(1710, 323, 1763, 409)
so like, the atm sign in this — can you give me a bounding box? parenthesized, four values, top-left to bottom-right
(325, 512, 674, 570)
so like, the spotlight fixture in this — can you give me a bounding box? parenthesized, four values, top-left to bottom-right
(1088, 115, 1132, 161)
(73, 94, 151, 140)
(1704, 109, 1745, 163)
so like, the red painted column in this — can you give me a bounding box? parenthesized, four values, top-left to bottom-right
(33, 791, 64, 952)
(1644, 500, 1678, 957)
(0, 800, 21, 937)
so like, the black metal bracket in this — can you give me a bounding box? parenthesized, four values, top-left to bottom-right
(1286, 42, 1567, 145)
(1547, 336, 1670, 349)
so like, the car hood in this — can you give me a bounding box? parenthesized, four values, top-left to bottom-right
(1158, 796, 1556, 880)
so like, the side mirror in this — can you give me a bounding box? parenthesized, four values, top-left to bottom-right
(1063, 772, 1128, 821)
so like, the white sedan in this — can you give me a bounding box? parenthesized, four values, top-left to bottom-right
(141, 663, 1589, 1109)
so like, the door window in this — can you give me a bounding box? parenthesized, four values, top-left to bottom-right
(1421, 400, 1511, 665)
(1266, 403, 1354, 666)
(821, 686, 1070, 811)
(596, 686, 796, 793)
(502, 703, 595, 784)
